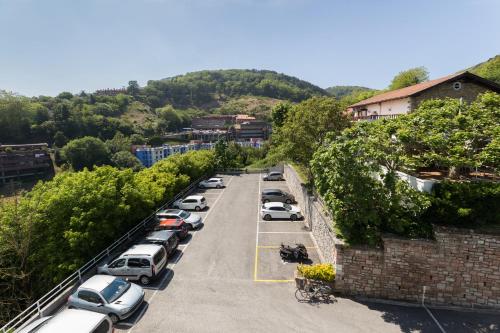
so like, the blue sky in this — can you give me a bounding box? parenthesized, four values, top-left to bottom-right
(1, 0, 499, 96)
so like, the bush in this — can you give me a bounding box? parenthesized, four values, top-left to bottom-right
(297, 264, 335, 282)
(423, 181, 500, 228)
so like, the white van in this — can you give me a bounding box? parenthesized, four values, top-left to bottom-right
(97, 244, 167, 285)
(18, 309, 113, 333)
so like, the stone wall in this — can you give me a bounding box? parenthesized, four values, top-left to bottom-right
(285, 164, 500, 309)
(410, 79, 491, 109)
(284, 165, 340, 264)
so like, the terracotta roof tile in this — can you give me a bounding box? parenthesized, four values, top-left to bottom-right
(349, 72, 466, 108)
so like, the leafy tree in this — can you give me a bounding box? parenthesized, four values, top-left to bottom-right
(214, 139, 230, 169)
(271, 102, 291, 128)
(105, 132, 132, 154)
(57, 91, 73, 100)
(130, 133, 146, 145)
(53, 131, 68, 147)
(272, 96, 350, 170)
(389, 66, 429, 90)
(127, 80, 140, 97)
(111, 151, 143, 171)
(61, 136, 110, 170)
(0, 95, 33, 143)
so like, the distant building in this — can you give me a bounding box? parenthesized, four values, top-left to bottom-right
(191, 115, 236, 130)
(348, 72, 500, 121)
(235, 114, 256, 124)
(234, 120, 270, 140)
(0, 143, 54, 184)
(94, 88, 127, 96)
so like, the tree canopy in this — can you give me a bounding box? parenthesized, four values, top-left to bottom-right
(389, 66, 429, 90)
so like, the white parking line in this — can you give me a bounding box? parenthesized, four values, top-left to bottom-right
(424, 306, 447, 333)
(259, 220, 301, 223)
(126, 176, 234, 333)
(254, 173, 261, 281)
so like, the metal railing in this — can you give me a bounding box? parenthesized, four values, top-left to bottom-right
(0, 175, 208, 333)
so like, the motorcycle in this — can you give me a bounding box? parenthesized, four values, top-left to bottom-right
(279, 243, 308, 262)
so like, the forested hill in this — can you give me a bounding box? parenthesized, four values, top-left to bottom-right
(325, 85, 373, 98)
(467, 55, 500, 84)
(141, 69, 327, 108)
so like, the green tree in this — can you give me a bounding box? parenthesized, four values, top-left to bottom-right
(271, 102, 291, 128)
(127, 80, 140, 97)
(61, 136, 110, 171)
(53, 131, 68, 147)
(105, 132, 132, 154)
(389, 66, 429, 90)
(273, 96, 350, 170)
(111, 151, 143, 171)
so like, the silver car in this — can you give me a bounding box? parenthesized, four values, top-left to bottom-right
(156, 209, 203, 229)
(17, 309, 112, 333)
(263, 171, 284, 181)
(68, 275, 144, 323)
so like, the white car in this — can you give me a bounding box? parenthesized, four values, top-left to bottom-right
(17, 309, 112, 333)
(199, 178, 224, 189)
(261, 202, 302, 221)
(173, 195, 207, 211)
(156, 209, 203, 229)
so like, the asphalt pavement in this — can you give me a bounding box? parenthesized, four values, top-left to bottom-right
(114, 173, 500, 333)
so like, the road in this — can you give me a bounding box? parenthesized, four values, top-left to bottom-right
(115, 173, 500, 333)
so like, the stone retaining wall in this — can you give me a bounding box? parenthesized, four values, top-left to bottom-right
(285, 164, 500, 309)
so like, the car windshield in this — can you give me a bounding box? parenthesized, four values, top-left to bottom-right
(100, 278, 130, 303)
(180, 211, 190, 219)
(284, 204, 292, 210)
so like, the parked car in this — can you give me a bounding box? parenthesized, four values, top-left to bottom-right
(261, 202, 302, 221)
(199, 177, 224, 188)
(173, 195, 207, 211)
(154, 218, 189, 240)
(261, 189, 295, 204)
(139, 230, 179, 256)
(156, 209, 203, 229)
(97, 244, 167, 285)
(18, 309, 112, 333)
(67, 275, 144, 324)
(263, 171, 284, 181)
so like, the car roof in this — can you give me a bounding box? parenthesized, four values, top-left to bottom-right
(262, 188, 283, 193)
(158, 209, 182, 215)
(22, 309, 108, 333)
(263, 202, 286, 208)
(158, 218, 183, 226)
(208, 177, 222, 181)
(122, 244, 163, 256)
(185, 195, 204, 200)
(79, 274, 118, 291)
(145, 230, 176, 240)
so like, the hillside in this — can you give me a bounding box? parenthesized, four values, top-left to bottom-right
(141, 69, 327, 109)
(467, 55, 500, 84)
(325, 85, 373, 98)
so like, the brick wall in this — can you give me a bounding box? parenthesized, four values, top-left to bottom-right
(335, 230, 500, 309)
(411, 79, 491, 109)
(285, 164, 500, 309)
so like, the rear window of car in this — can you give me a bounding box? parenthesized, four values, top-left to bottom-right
(153, 248, 166, 265)
(92, 319, 111, 333)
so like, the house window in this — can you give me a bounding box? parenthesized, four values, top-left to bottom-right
(453, 82, 462, 91)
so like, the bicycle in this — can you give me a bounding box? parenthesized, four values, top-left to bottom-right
(295, 281, 335, 303)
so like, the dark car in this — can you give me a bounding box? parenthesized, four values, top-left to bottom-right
(261, 188, 295, 204)
(139, 230, 179, 256)
(154, 218, 189, 240)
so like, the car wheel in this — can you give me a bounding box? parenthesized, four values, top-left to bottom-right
(264, 214, 272, 221)
(285, 199, 292, 204)
(216, 184, 222, 189)
(290, 214, 298, 221)
(109, 313, 120, 324)
(140, 275, 151, 285)
(187, 223, 194, 230)
(199, 184, 205, 189)
(195, 206, 201, 211)
(264, 199, 270, 203)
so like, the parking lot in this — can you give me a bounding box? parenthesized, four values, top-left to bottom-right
(113, 173, 499, 333)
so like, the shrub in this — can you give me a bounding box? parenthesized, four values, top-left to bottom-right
(422, 180, 500, 228)
(297, 264, 335, 282)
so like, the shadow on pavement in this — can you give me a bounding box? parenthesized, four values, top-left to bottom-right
(141, 269, 175, 291)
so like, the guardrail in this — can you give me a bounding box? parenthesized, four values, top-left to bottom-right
(0, 175, 208, 333)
